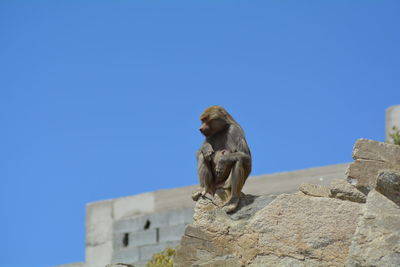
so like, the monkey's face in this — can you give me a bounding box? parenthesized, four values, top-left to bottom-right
(199, 118, 227, 137)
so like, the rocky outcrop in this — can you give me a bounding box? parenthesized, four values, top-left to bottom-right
(346, 139, 400, 193)
(347, 189, 400, 266)
(175, 139, 400, 266)
(175, 191, 362, 266)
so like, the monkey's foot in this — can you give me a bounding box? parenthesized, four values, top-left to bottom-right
(223, 197, 240, 213)
(192, 190, 203, 201)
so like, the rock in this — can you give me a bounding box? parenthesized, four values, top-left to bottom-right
(106, 263, 135, 267)
(347, 190, 400, 267)
(299, 179, 366, 203)
(175, 193, 363, 267)
(329, 179, 366, 203)
(175, 194, 274, 267)
(375, 170, 400, 206)
(346, 139, 400, 193)
(248, 254, 321, 267)
(352, 139, 400, 163)
(299, 183, 330, 197)
(228, 194, 276, 220)
(249, 194, 362, 266)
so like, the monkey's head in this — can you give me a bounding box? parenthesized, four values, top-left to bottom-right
(199, 106, 236, 137)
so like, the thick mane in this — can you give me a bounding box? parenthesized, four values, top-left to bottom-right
(200, 105, 238, 125)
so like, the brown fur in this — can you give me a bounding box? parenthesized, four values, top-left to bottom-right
(193, 106, 252, 213)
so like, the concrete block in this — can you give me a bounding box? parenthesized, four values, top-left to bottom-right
(166, 209, 194, 226)
(113, 232, 127, 249)
(114, 215, 149, 234)
(146, 212, 172, 229)
(386, 105, 400, 142)
(113, 192, 155, 220)
(154, 185, 197, 212)
(129, 229, 158, 247)
(86, 199, 113, 246)
(159, 224, 187, 242)
(113, 209, 192, 238)
(139, 241, 180, 262)
(114, 212, 170, 234)
(86, 241, 113, 267)
(112, 246, 140, 263)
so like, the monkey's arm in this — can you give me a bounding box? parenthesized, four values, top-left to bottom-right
(223, 125, 251, 162)
(219, 151, 251, 164)
(200, 141, 214, 161)
(215, 126, 251, 176)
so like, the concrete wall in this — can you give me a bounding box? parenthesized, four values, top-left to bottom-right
(77, 163, 348, 267)
(386, 105, 400, 143)
(85, 193, 157, 267)
(112, 208, 194, 266)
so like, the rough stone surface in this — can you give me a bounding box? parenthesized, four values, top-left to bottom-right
(175, 192, 362, 267)
(347, 190, 400, 267)
(376, 170, 400, 206)
(299, 183, 330, 197)
(346, 139, 400, 192)
(329, 179, 366, 203)
(106, 263, 135, 267)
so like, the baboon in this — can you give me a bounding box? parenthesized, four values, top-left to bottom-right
(192, 106, 252, 213)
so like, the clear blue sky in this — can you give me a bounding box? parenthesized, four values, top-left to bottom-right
(1, 1, 399, 266)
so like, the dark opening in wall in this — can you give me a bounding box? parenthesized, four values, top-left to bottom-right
(123, 233, 129, 247)
(144, 219, 151, 230)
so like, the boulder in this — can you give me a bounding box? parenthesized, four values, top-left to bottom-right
(329, 179, 366, 203)
(175, 193, 362, 267)
(375, 170, 400, 206)
(347, 190, 400, 266)
(300, 179, 366, 203)
(346, 139, 400, 193)
(299, 183, 330, 197)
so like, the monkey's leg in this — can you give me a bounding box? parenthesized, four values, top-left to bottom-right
(223, 159, 249, 213)
(193, 152, 215, 201)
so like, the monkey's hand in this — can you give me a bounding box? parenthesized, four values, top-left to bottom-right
(201, 142, 214, 161)
(202, 148, 214, 161)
